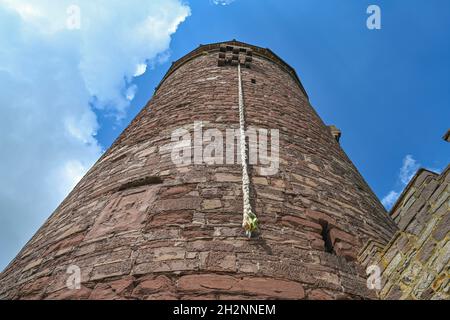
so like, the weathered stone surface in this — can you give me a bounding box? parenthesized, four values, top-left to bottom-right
(330, 228, 356, 245)
(307, 289, 334, 300)
(90, 260, 133, 281)
(160, 185, 193, 198)
(22, 258, 43, 272)
(178, 274, 236, 292)
(281, 215, 322, 232)
(156, 198, 201, 212)
(205, 251, 237, 271)
(178, 274, 305, 299)
(214, 173, 241, 182)
(85, 188, 158, 240)
(359, 166, 450, 300)
(133, 259, 199, 275)
(152, 247, 186, 261)
(89, 284, 120, 300)
(132, 276, 172, 296)
(432, 213, 450, 241)
(202, 199, 222, 210)
(418, 238, 437, 263)
(252, 177, 268, 185)
(240, 277, 305, 299)
(147, 211, 192, 227)
(45, 286, 92, 300)
(108, 277, 135, 295)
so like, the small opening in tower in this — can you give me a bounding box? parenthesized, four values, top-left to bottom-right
(319, 220, 334, 254)
(251, 79, 256, 84)
(118, 176, 163, 191)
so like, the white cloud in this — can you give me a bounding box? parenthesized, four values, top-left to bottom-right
(399, 155, 420, 185)
(381, 191, 400, 208)
(126, 85, 138, 101)
(134, 63, 148, 77)
(381, 156, 445, 211)
(0, 0, 190, 271)
(381, 155, 421, 210)
(212, 0, 236, 5)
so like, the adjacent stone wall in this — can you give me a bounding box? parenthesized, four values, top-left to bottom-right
(359, 166, 450, 300)
(0, 41, 397, 300)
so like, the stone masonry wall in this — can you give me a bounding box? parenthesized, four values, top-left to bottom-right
(0, 41, 397, 300)
(359, 165, 450, 300)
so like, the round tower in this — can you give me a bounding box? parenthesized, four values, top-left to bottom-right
(0, 40, 397, 300)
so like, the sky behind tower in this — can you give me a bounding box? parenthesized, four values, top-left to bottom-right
(0, 0, 449, 271)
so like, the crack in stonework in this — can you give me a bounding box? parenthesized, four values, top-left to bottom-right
(238, 63, 259, 238)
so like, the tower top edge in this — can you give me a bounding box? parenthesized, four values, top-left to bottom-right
(154, 40, 309, 99)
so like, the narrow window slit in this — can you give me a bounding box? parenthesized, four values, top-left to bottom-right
(319, 220, 335, 254)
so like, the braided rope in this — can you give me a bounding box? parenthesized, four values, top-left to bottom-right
(238, 64, 259, 238)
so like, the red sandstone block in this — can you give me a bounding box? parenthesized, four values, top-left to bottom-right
(178, 274, 237, 292)
(218, 294, 262, 300)
(134, 259, 198, 275)
(329, 228, 356, 245)
(205, 251, 237, 272)
(334, 243, 358, 262)
(90, 260, 133, 281)
(108, 276, 135, 295)
(156, 198, 201, 212)
(20, 276, 51, 295)
(182, 294, 217, 300)
(181, 227, 212, 239)
(307, 289, 334, 300)
(160, 185, 193, 198)
(239, 277, 305, 299)
(152, 246, 186, 261)
(89, 283, 120, 300)
(44, 233, 85, 256)
(147, 211, 193, 228)
(45, 286, 92, 300)
(305, 209, 338, 227)
(133, 276, 172, 295)
(281, 215, 322, 232)
(311, 238, 326, 251)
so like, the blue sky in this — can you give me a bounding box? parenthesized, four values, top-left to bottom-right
(101, 0, 450, 204)
(0, 0, 449, 271)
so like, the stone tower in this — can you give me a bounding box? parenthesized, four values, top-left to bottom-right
(0, 40, 398, 300)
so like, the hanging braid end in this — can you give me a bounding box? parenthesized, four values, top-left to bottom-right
(243, 212, 259, 239)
